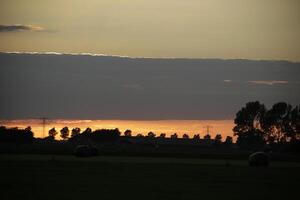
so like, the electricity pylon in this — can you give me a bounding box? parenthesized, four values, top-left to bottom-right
(203, 125, 213, 135)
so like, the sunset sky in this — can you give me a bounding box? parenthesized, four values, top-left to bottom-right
(1, 3, 299, 198)
(0, 0, 300, 61)
(0, 1, 299, 137)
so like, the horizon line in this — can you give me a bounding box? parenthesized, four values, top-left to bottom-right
(0, 51, 298, 64)
(0, 119, 234, 122)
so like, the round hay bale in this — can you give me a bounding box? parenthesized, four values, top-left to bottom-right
(248, 151, 269, 167)
(89, 146, 98, 156)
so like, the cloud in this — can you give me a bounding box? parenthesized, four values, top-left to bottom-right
(247, 80, 288, 86)
(0, 24, 44, 32)
(2, 51, 130, 58)
(223, 80, 232, 83)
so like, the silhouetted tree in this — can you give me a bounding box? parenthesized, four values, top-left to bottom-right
(48, 127, 58, 138)
(60, 127, 69, 140)
(233, 101, 266, 148)
(193, 134, 200, 140)
(159, 133, 166, 138)
(290, 106, 300, 140)
(214, 134, 222, 145)
(262, 102, 296, 144)
(171, 133, 178, 139)
(136, 133, 144, 138)
(82, 127, 92, 134)
(25, 126, 32, 132)
(224, 136, 233, 145)
(71, 127, 81, 138)
(147, 132, 156, 138)
(182, 134, 189, 139)
(204, 134, 211, 140)
(124, 129, 132, 137)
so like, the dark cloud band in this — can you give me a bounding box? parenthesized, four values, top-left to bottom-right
(0, 52, 299, 120)
(0, 24, 43, 32)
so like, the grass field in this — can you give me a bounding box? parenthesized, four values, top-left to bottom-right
(1, 154, 299, 200)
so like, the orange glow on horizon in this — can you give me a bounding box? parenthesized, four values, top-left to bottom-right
(0, 119, 235, 141)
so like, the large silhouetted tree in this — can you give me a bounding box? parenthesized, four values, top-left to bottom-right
(262, 102, 292, 144)
(60, 127, 69, 140)
(233, 101, 266, 148)
(290, 106, 300, 140)
(182, 134, 189, 139)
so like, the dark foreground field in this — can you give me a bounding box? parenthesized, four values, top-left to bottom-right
(1, 155, 299, 200)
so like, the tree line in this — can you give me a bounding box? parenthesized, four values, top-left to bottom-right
(47, 127, 121, 142)
(45, 126, 232, 144)
(0, 126, 33, 143)
(1, 101, 298, 152)
(233, 101, 299, 151)
(0, 125, 233, 147)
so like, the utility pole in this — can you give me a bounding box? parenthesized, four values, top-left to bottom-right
(203, 125, 213, 135)
(41, 117, 47, 138)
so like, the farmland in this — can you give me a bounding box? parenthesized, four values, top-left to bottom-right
(1, 154, 299, 200)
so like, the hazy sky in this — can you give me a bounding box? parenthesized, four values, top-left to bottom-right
(0, 0, 300, 61)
